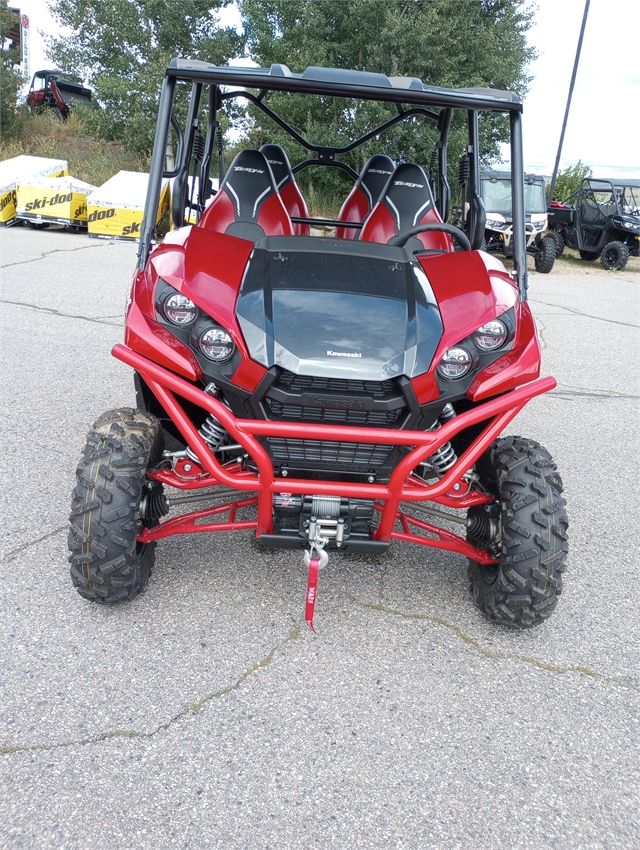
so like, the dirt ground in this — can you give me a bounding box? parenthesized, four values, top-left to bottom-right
(502, 247, 640, 277)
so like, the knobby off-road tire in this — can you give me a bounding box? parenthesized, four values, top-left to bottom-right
(468, 436, 568, 629)
(534, 235, 556, 273)
(601, 240, 630, 271)
(68, 408, 164, 604)
(552, 230, 565, 257)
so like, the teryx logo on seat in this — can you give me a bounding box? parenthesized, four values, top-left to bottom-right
(393, 181, 424, 189)
(234, 166, 265, 174)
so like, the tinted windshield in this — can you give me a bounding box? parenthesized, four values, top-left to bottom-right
(482, 177, 546, 214)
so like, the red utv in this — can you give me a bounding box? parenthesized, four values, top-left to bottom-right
(69, 61, 568, 629)
(26, 69, 92, 120)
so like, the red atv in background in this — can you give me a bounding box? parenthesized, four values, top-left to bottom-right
(69, 61, 568, 630)
(27, 69, 92, 120)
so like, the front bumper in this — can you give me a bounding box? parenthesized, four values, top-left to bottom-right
(113, 343, 555, 559)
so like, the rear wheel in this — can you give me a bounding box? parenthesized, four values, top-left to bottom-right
(467, 436, 568, 628)
(579, 250, 599, 261)
(552, 230, 565, 257)
(534, 235, 556, 273)
(68, 408, 164, 604)
(601, 240, 630, 270)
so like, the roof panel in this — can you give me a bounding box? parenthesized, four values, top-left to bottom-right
(168, 59, 522, 112)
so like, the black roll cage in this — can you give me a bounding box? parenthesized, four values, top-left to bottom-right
(138, 60, 528, 298)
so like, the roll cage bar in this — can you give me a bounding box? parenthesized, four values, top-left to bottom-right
(138, 60, 528, 298)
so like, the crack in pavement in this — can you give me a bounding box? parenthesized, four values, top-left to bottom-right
(1, 525, 67, 564)
(0, 242, 117, 269)
(3, 593, 637, 758)
(0, 623, 301, 757)
(550, 384, 639, 401)
(356, 601, 640, 693)
(530, 299, 639, 328)
(0, 299, 123, 326)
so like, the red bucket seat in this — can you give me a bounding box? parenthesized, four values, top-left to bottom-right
(260, 144, 310, 236)
(199, 149, 293, 240)
(335, 154, 395, 240)
(359, 162, 452, 253)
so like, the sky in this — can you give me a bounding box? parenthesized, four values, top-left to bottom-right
(13, 0, 640, 179)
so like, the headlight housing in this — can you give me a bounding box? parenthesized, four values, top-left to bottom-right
(164, 292, 197, 326)
(437, 347, 472, 380)
(199, 327, 235, 362)
(474, 319, 508, 351)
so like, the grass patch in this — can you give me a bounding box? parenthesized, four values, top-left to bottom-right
(0, 111, 149, 187)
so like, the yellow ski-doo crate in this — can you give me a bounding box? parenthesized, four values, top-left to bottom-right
(16, 176, 97, 228)
(0, 155, 68, 226)
(86, 171, 169, 241)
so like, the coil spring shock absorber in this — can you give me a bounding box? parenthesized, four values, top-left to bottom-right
(420, 403, 458, 477)
(186, 385, 231, 463)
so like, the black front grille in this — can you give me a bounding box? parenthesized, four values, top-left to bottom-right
(267, 438, 393, 468)
(265, 398, 404, 426)
(275, 371, 397, 399)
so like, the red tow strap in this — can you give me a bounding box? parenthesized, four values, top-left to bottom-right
(305, 556, 320, 632)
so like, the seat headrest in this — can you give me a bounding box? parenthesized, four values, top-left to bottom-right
(259, 144, 295, 190)
(221, 150, 278, 221)
(356, 154, 395, 208)
(378, 162, 435, 231)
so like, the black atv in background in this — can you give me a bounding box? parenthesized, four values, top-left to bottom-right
(480, 171, 556, 274)
(548, 178, 640, 270)
(26, 69, 92, 120)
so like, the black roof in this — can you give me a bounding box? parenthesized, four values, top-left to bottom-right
(167, 59, 522, 113)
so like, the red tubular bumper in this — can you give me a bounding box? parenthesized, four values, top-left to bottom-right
(112, 344, 555, 555)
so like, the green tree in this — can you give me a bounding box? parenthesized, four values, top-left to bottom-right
(551, 160, 592, 201)
(0, 1, 25, 140)
(46, 0, 244, 154)
(238, 0, 536, 206)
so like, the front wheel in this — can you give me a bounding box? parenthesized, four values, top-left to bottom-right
(467, 436, 568, 628)
(534, 235, 556, 273)
(68, 408, 164, 604)
(601, 240, 630, 270)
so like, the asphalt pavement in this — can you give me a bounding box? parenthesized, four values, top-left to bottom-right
(0, 225, 638, 849)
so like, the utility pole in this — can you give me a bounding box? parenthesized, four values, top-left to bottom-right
(547, 0, 590, 203)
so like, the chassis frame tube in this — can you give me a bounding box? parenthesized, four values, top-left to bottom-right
(113, 344, 555, 544)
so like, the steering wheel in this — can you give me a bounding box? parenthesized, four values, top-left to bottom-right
(388, 222, 471, 252)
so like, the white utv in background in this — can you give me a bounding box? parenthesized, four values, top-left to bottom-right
(481, 171, 556, 273)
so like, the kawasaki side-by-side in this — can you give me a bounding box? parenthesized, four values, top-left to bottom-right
(69, 61, 568, 629)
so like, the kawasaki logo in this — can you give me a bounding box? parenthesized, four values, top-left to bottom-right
(310, 396, 367, 409)
(393, 181, 424, 188)
(24, 192, 72, 211)
(326, 350, 362, 358)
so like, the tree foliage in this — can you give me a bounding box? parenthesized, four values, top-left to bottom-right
(551, 160, 592, 201)
(238, 0, 536, 203)
(0, 1, 25, 140)
(46, 0, 244, 154)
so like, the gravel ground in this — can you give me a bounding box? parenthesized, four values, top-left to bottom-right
(0, 225, 638, 849)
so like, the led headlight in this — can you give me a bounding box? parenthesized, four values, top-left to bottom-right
(437, 347, 472, 379)
(200, 327, 235, 362)
(164, 292, 197, 326)
(474, 319, 508, 351)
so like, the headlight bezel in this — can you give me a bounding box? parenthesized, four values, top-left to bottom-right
(473, 318, 509, 352)
(199, 326, 236, 362)
(163, 291, 198, 326)
(435, 309, 516, 383)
